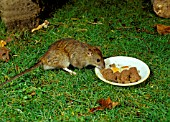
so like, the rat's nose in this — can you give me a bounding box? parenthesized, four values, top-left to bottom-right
(99, 62, 105, 69)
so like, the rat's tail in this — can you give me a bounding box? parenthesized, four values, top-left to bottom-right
(0, 61, 42, 86)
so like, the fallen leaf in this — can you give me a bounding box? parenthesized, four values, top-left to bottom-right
(97, 97, 119, 109)
(0, 40, 7, 47)
(0, 47, 10, 62)
(89, 97, 119, 113)
(31, 20, 50, 32)
(156, 24, 170, 35)
(0, 37, 13, 47)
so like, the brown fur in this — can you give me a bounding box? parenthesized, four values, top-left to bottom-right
(0, 38, 105, 86)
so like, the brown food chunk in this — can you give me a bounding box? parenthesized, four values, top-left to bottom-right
(100, 65, 141, 84)
(129, 67, 141, 82)
(112, 71, 121, 82)
(112, 71, 120, 83)
(120, 70, 130, 83)
(100, 68, 115, 81)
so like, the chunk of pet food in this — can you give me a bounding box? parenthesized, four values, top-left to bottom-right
(120, 70, 130, 83)
(112, 71, 121, 82)
(100, 69, 115, 81)
(129, 67, 141, 82)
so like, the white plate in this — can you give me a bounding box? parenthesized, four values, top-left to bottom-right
(95, 56, 150, 86)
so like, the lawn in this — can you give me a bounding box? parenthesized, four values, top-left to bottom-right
(0, 0, 169, 121)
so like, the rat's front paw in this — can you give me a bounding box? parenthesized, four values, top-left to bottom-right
(70, 71, 76, 75)
(63, 68, 76, 75)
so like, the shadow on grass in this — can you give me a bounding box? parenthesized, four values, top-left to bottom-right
(34, 0, 72, 19)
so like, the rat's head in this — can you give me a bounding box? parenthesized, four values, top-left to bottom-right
(86, 47, 105, 69)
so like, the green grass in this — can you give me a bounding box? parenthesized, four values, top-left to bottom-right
(0, 0, 170, 121)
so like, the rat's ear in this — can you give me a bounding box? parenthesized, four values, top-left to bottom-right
(96, 46, 101, 50)
(87, 49, 93, 56)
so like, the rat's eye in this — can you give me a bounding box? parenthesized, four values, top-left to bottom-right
(97, 59, 101, 62)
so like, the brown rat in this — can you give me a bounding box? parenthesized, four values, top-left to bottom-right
(0, 38, 105, 86)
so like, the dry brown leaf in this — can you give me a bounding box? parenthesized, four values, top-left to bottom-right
(0, 40, 7, 47)
(0, 37, 13, 47)
(89, 97, 119, 113)
(0, 47, 10, 62)
(156, 24, 170, 35)
(0, 37, 13, 62)
(97, 97, 119, 109)
(31, 20, 50, 32)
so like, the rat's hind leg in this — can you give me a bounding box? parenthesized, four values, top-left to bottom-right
(63, 68, 76, 75)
